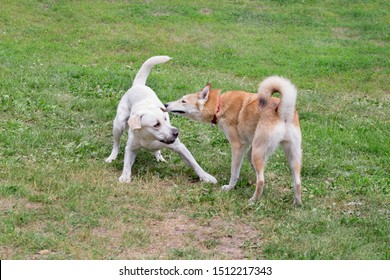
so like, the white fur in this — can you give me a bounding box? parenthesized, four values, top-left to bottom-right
(106, 56, 217, 184)
(258, 76, 297, 122)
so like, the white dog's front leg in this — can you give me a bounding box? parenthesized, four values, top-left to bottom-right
(119, 134, 138, 183)
(154, 150, 166, 162)
(169, 140, 217, 184)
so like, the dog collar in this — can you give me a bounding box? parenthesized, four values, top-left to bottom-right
(211, 95, 221, 125)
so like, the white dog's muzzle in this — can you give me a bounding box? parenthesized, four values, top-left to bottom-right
(159, 127, 179, 144)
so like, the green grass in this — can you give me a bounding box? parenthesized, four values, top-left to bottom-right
(0, 0, 389, 260)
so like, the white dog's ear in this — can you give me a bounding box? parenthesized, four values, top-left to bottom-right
(128, 114, 142, 130)
(199, 83, 211, 101)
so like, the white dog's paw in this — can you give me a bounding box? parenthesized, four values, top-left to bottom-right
(221, 184, 234, 191)
(118, 174, 131, 183)
(200, 173, 217, 184)
(154, 151, 166, 162)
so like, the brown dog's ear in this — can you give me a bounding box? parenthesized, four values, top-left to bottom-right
(160, 106, 167, 113)
(128, 114, 142, 130)
(198, 84, 211, 101)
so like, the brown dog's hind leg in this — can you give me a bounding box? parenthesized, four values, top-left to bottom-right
(282, 140, 302, 206)
(246, 146, 255, 170)
(249, 141, 278, 204)
(249, 158, 265, 204)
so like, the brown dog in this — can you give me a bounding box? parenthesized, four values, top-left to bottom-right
(165, 76, 302, 205)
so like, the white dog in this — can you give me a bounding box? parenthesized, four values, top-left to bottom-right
(106, 56, 217, 184)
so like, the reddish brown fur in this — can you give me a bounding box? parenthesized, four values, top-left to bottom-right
(206, 90, 300, 139)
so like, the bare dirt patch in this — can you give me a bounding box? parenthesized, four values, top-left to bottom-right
(0, 245, 16, 259)
(332, 27, 360, 40)
(200, 8, 212, 15)
(130, 212, 261, 259)
(0, 197, 42, 211)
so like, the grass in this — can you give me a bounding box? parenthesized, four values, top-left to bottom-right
(0, 0, 389, 260)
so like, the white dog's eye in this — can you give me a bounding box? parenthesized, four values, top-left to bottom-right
(153, 122, 161, 128)
(181, 99, 186, 103)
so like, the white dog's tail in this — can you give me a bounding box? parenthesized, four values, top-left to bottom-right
(258, 76, 297, 122)
(132, 56, 172, 86)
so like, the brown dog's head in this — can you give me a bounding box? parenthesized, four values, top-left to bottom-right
(165, 84, 220, 123)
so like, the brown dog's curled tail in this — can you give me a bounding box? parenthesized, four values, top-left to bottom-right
(258, 76, 297, 122)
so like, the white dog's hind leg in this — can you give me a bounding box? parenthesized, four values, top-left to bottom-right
(118, 134, 137, 183)
(106, 115, 127, 163)
(154, 150, 166, 162)
(106, 127, 122, 163)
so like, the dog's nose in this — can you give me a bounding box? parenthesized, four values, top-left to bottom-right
(172, 128, 179, 137)
(165, 103, 169, 108)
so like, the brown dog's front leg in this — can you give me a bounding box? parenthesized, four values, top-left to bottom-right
(222, 143, 247, 191)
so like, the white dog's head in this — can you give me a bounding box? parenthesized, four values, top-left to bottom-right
(128, 107, 179, 145)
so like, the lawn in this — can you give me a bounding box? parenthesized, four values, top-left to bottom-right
(0, 0, 389, 259)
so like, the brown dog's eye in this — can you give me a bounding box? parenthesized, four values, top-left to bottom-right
(153, 122, 160, 128)
(181, 100, 186, 103)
